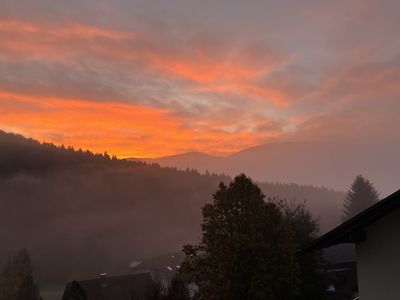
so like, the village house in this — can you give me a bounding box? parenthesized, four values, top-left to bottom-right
(62, 273, 153, 300)
(304, 190, 400, 300)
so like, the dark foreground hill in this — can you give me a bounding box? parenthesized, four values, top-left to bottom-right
(0, 131, 343, 285)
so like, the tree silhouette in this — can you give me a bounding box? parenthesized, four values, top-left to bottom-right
(342, 175, 379, 222)
(145, 274, 190, 300)
(0, 249, 41, 300)
(164, 274, 190, 300)
(275, 199, 328, 300)
(181, 174, 299, 300)
(62, 281, 87, 300)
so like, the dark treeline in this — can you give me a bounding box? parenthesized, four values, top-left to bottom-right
(0, 131, 343, 286)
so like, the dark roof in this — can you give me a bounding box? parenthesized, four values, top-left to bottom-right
(303, 189, 400, 252)
(63, 273, 153, 300)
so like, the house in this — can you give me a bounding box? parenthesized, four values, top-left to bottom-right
(62, 272, 153, 300)
(130, 252, 198, 298)
(304, 189, 400, 300)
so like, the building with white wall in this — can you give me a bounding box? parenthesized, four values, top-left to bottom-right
(304, 190, 400, 300)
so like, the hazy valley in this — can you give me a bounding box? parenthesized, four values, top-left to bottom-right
(0, 131, 345, 286)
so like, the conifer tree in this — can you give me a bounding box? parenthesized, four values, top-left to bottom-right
(0, 249, 41, 300)
(342, 175, 379, 222)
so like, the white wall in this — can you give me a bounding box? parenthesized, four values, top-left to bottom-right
(356, 208, 400, 300)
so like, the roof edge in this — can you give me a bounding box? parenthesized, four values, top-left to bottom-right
(303, 189, 400, 252)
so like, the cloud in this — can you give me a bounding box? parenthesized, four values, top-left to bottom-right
(0, 18, 292, 107)
(291, 56, 400, 143)
(0, 0, 399, 156)
(0, 91, 285, 157)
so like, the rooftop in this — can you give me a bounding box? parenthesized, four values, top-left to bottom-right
(303, 189, 400, 252)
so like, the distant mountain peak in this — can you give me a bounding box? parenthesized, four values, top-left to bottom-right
(158, 151, 218, 159)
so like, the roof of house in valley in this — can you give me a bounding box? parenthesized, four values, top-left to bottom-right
(303, 189, 400, 252)
(63, 272, 153, 300)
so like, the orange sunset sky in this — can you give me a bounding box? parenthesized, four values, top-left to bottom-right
(1, 0, 399, 158)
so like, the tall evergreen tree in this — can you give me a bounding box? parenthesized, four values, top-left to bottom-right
(0, 249, 41, 300)
(181, 174, 299, 300)
(342, 175, 379, 222)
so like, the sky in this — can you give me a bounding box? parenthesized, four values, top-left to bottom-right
(0, 0, 399, 158)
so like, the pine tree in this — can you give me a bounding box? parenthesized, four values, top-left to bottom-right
(181, 174, 299, 300)
(342, 175, 379, 222)
(0, 249, 41, 300)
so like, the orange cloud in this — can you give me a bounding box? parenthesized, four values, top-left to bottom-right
(0, 91, 283, 158)
(0, 19, 298, 156)
(0, 1, 398, 158)
(0, 19, 136, 62)
(146, 49, 291, 106)
(0, 18, 292, 106)
(0, 19, 133, 40)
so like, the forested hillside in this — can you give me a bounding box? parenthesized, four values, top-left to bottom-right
(0, 131, 343, 285)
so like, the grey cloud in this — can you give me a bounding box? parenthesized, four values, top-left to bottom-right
(254, 119, 286, 133)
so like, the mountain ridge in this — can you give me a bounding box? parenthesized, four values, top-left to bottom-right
(132, 140, 399, 195)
